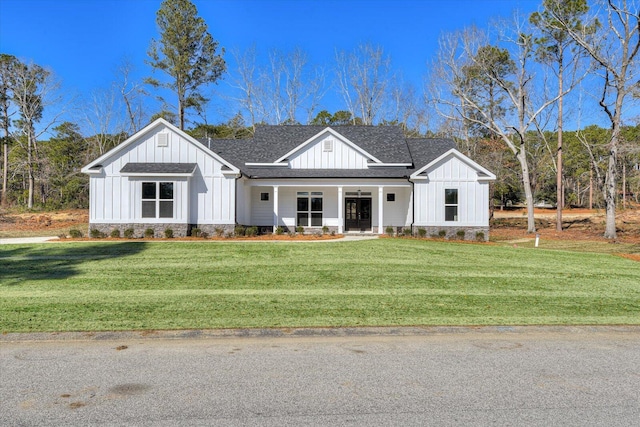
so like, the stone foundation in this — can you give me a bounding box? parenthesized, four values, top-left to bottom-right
(88, 223, 235, 238)
(411, 226, 489, 241)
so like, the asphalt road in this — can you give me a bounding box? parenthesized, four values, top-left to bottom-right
(1, 327, 639, 426)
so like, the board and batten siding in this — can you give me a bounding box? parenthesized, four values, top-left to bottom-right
(413, 155, 490, 226)
(288, 134, 371, 169)
(89, 123, 235, 225)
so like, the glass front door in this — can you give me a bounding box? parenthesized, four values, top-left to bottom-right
(345, 198, 372, 231)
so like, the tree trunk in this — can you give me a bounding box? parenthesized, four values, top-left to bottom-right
(589, 167, 593, 209)
(603, 142, 618, 239)
(556, 60, 564, 231)
(517, 148, 536, 233)
(27, 137, 34, 209)
(179, 97, 184, 130)
(622, 159, 626, 209)
(1, 139, 7, 206)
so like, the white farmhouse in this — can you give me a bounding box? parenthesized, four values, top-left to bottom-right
(82, 118, 495, 239)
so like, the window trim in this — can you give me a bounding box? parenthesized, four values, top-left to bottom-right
(141, 181, 174, 219)
(296, 191, 323, 227)
(444, 188, 458, 222)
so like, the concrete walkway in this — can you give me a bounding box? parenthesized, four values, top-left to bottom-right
(0, 236, 59, 244)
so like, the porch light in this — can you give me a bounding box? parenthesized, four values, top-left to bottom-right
(357, 189, 361, 197)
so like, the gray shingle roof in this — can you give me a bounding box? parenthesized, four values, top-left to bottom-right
(202, 126, 456, 179)
(120, 163, 197, 174)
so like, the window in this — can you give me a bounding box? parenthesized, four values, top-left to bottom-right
(297, 191, 323, 227)
(142, 182, 174, 218)
(445, 189, 458, 221)
(323, 139, 333, 152)
(387, 193, 395, 202)
(260, 192, 269, 201)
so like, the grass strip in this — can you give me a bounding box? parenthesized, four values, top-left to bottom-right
(1, 239, 639, 332)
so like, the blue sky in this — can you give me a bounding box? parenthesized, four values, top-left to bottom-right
(1, 0, 542, 131)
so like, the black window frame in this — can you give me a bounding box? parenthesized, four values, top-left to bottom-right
(141, 181, 174, 219)
(296, 191, 323, 227)
(444, 188, 458, 222)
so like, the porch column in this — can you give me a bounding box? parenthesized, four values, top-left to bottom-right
(378, 186, 384, 234)
(273, 186, 279, 229)
(337, 186, 343, 234)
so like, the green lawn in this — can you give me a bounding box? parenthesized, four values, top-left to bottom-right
(1, 239, 640, 332)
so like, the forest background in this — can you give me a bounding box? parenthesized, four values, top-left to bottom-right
(0, 0, 638, 238)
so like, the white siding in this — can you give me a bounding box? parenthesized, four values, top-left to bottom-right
(288, 134, 371, 169)
(250, 187, 274, 226)
(383, 187, 412, 227)
(413, 154, 490, 226)
(89, 123, 236, 225)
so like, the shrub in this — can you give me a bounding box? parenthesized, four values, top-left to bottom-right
(275, 226, 284, 235)
(246, 226, 258, 237)
(417, 227, 427, 238)
(90, 228, 105, 238)
(225, 231, 234, 238)
(191, 227, 201, 237)
(385, 226, 395, 237)
(322, 225, 329, 235)
(214, 227, 224, 237)
(330, 231, 336, 236)
(144, 228, 155, 238)
(234, 225, 246, 236)
(124, 228, 135, 239)
(403, 228, 412, 237)
(295, 226, 304, 234)
(69, 228, 83, 238)
(456, 230, 466, 240)
(475, 231, 485, 242)
(110, 229, 121, 238)
(164, 228, 174, 238)
(200, 231, 209, 239)
(438, 229, 447, 238)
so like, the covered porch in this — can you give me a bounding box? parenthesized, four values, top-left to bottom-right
(239, 179, 413, 234)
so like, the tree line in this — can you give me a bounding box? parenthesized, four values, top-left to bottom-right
(1, 0, 639, 238)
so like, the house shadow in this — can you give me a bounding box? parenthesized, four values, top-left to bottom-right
(0, 242, 147, 286)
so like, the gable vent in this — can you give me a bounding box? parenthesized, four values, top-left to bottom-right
(323, 139, 333, 152)
(157, 133, 169, 147)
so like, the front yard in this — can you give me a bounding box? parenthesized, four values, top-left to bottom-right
(1, 239, 639, 332)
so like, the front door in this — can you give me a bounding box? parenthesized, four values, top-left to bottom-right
(345, 198, 372, 231)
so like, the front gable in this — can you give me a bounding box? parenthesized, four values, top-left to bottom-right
(282, 128, 380, 169)
(410, 149, 496, 182)
(81, 118, 239, 176)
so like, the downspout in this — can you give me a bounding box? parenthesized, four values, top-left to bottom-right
(234, 172, 242, 227)
(407, 175, 414, 233)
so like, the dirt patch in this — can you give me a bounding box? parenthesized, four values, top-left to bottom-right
(2, 208, 639, 244)
(491, 208, 640, 244)
(617, 254, 640, 262)
(0, 209, 88, 235)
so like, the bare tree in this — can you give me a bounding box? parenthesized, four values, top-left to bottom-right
(530, 0, 593, 231)
(430, 18, 583, 233)
(552, 0, 639, 239)
(83, 87, 128, 158)
(230, 46, 263, 132)
(11, 60, 62, 208)
(116, 58, 147, 134)
(335, 44, 391, 125)
(384, 79, 428, 135)
(0, 54, 18, 206)
(230, 46, 326, 129)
